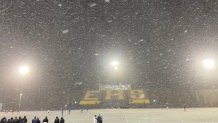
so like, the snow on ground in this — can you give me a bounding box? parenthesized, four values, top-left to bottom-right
(1, 108, 218, 123)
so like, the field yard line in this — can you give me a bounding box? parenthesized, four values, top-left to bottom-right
(123, 112, 128, 123)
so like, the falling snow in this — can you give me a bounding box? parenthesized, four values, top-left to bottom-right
(58, 3, 62, 7)
(105, 0, 110, 3)
(89, 3, 97, 7)
(0, 0, 218, 110)
(62, 29, 69, 34)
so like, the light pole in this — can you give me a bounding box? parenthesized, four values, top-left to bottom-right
(110, 60, 119, 84)
(193, 58, 215, 106)
(109, 60, 119, 108)
(18, 65, 30, 111)
(201, 58, 215, 106)
(18, 93, 23, 111)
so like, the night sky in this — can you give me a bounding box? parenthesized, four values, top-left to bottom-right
(1, 0, 218, 107)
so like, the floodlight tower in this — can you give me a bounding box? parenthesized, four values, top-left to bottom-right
(193, 58, 216, 106)
(18, 65, 30, 111)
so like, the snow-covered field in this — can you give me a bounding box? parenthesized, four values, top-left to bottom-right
(1, 108, 218, 123)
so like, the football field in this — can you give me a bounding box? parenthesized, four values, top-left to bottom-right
(1, 108, 218, 123)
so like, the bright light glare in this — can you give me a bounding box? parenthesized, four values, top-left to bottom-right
(110, 60, 119, 70)
(110, 60, 119, 67)
(202, 59, 215, 70)
(19, 66, 30, 75)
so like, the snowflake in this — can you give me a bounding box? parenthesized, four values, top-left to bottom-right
(62, 29, 69, 34)
(89, 3, 97, 7)
(58, 4, 62, 7)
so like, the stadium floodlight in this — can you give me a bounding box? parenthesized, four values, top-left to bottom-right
(18, 65, 30, 75)
(153, 99, 156, 103)
(110, 60, 119, 70)
(17, 65, 30, 111)
(202, 58, 215, 70)
(20, 93, 23, 97)
(110, 60, 119, 67)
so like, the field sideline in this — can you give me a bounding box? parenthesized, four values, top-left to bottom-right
(1, 108, 218, 123)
